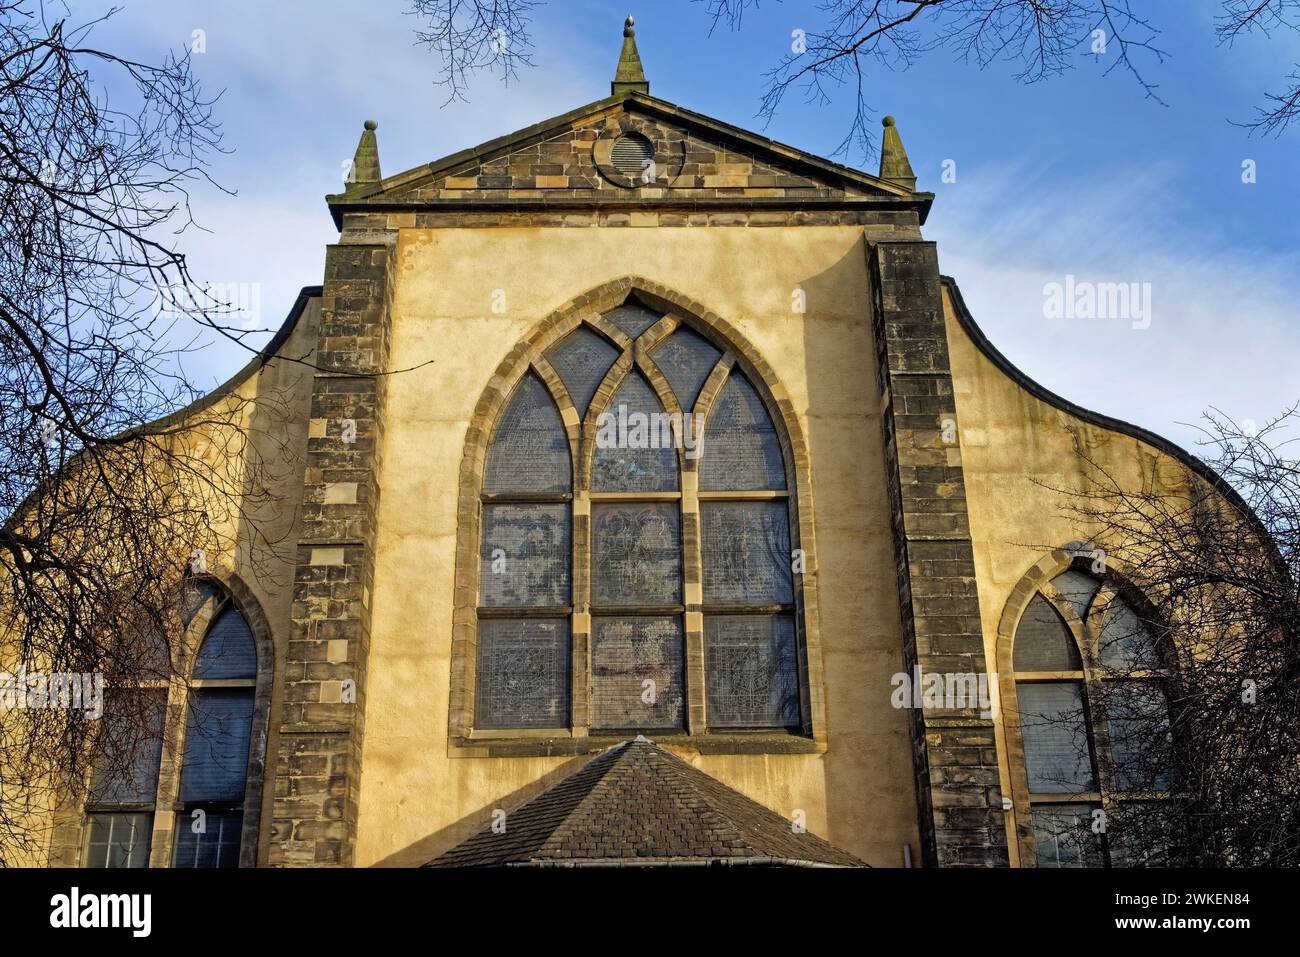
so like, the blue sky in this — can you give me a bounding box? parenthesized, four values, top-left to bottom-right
(85, 0, 1299, 452)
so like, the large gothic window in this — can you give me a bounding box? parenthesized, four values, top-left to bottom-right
(1003, 561, 1178, 868)
(471, 296, 806, 738)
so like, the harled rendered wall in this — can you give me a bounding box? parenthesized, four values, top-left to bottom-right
(353, 224, 922, 866)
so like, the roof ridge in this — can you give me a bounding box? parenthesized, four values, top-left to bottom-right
(429, 738, 865, 867)
(634, 742, 757, 853)
(533, 738, 645, 858)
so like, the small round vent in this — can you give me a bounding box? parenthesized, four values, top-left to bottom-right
(610, 133, 655, 177)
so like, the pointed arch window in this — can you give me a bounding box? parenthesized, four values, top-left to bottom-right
(467, 295, 811, 743)
(1001, 559, 1178, 868)
(172, 604, 259, 868)
(81, 581, 269, 868)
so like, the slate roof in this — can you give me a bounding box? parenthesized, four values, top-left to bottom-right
(428, 737, 864, 868)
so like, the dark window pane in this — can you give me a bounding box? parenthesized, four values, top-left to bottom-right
(194, 606, 258, 680)
(591, 503, 682, 606)
(592, 373, 679, 492)
(1031, 804, 1104, 868)
(475, 618, 570, 729)
(701, 501, 793, 604)
(1013, 595, 1082, 671)
(1018, 682, 1095, 793)
(699, 374, 785, 491)
(1050, 570, 1099, 621)
(171, 810, 243, 868)
(651, 326, 721, 413)
(705, 614, 800, 728)
(89, 690, 166, 805)
(182, 580, 221, 626)
(179, 689, 254, 804)
(484, 375, 571, 494)
(590, 616, 684, 731)
(544, 326, 619, 419)
(85, 812, 153, 868)
(1099, 598, 1158, 671)
(1104, 681, 1173, 792)
(480, 504, 570, 607)
(604, 303, 661, 340)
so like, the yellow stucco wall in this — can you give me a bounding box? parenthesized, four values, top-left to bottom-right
(354, 225, 921, 866)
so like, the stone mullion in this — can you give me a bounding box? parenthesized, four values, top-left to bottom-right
(681, 470, 705, 734)
(871, 240, 1007, 868)
(571, 490, 591, 734)
(269, 241, 392, 866)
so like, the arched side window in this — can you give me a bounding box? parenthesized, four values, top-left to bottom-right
(454, 285, 823, 748)
(83, 596, 190, 869)
(82, 578, 271, 868)
(998, 554, 1177, 868)
(172, 603, 259, 867)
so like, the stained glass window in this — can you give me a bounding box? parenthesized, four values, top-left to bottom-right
(484, 374, 570, 494)
(180, 689, 255, 804)
(1099, 598, 1158, 671)
(705, 615, 799, 728)
(475, 618, 570, 729)
(592, 372, 678, 493)
(193, 606, 257, 679)
(591, 503, 682, 606)
(652, 326, 721, 413)
(545, 326, 619, 419)
(699, 374, 785, 491)
(88, 591, 266, 869)
(590, 617, 684, 731)
(85, 690, 165, 868)
(473, 301, 805, 737)
(1018, 682, 1094, 793)
(701, 501, 793, 604)
(604, 303, 661, 340)
(479, 504, 570, 607)
(1050, 569, 1098, 620)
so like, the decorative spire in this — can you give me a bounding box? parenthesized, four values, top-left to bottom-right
(348, 119, 382, 190)
(612, 15, 649, 96)
(878, 115, 916, 191)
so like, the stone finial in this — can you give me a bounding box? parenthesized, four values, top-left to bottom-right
(348, 119, 382, 190)
(878, 115, 917, 192)
(612, 15, 649, 96)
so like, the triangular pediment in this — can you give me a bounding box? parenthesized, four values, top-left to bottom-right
(329, 92, 920, 224)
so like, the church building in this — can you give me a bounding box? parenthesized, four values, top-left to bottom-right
(44, 17, 1225, 869)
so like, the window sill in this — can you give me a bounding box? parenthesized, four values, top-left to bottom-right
(449, 730, 824, 758)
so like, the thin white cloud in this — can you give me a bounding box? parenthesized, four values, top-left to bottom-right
(93, 0, 604, 388)
(927, 161, 1300, 453)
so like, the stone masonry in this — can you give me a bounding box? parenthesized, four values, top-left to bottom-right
(268, 240, 394, 865)
(869, 241, 1008, 867)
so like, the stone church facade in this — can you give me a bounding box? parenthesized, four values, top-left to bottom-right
(39, 20, 1226, 869)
